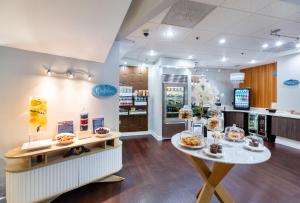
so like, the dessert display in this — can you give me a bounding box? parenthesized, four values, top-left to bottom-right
(181, 136, 202, 146)
(244, 135, 264, 151)
(207, 117, 220, 131)
(224, 124, 245, 141)
(212, 133, 223, 139)
(56, 133, 76, 145)
(179, 106, 193, 120)
(179, 133, 205, 149)
(249, 138, 259, 147)
(210, 144, 222, 154)
(95, 127, 111, 138)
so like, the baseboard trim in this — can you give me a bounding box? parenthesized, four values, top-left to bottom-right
(276, 136, 300, 150)
(121, 131, 151, 137)
(149, 130, 162, 141)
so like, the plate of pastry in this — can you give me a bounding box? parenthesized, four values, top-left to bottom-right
(56, 133, 76, 145)
(244, 138, 265, 152)
(179, 136, 205, 149)
(95, 127, 111, 138)
(203, 144, 224, 158)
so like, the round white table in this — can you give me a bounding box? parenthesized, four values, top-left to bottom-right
(171, 132, 271, 203)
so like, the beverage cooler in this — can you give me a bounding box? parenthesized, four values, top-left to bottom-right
(234, 88, 251, 110)
(248, 113, 268, 139)
(162, 74, 188, 139)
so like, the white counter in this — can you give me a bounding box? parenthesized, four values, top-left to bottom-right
(222, 106, 300, 120)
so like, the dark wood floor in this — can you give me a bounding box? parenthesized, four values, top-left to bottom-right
(53, 135, 300, 203)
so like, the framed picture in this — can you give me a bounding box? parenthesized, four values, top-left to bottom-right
(58, 120, 74, 134)
(192, 123, 203, 136)
(92, 117, 104, 133)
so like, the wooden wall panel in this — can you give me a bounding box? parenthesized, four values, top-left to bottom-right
(240, 63, 277, 108)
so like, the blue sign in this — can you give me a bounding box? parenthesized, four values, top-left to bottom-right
(92, 84, 117, 97)
(284, 79, 299, 86)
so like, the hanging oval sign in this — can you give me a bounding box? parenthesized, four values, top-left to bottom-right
(92, 84, 117, 97)
(283, 79, 299, 86)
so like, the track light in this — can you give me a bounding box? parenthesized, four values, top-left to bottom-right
(88, 75, 92, 81)
(43, 65, 93, 81)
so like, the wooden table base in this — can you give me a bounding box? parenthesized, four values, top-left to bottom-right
(188, 155, 235, 203)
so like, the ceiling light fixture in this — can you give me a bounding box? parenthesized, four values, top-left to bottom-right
(124, 61, 127, 65)
(221, 56, 227, 62)
(262, 43, 269, 49)
(219, 38, 226, 44)
(188, 55, 194, 59)
(275, 40, 283, 47)
(250, 59, 256, 64)
(164, 29, 174, 38)
(149, 50, 156, 56)
(296, 42, 300, 48)
(88, 75, 92, 81)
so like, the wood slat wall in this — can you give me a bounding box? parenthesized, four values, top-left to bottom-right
(240, 63, 277, 108)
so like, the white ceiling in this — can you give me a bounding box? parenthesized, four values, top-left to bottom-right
(0, 0, 132, 63)
(121, 0, 300, 68)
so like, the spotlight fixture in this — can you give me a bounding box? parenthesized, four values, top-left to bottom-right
(296, 42, 300, 48)
(262, 43, 269, 49)
(221, 56, 227, 62)
(43, 65, 93, 81)
(188, 55, 194, 59)
(250, 59, 256, 64)
(219, 38, 226, 44)
(124, 61, 127, 65)
(275, 40, 283, 47)
(46, 69, 52, 77)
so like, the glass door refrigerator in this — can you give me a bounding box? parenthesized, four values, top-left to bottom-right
(162, 74, 188, 139)
(233, 88, 251, 110)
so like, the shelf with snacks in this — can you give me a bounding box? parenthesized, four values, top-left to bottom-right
(5, 132, 122, 172)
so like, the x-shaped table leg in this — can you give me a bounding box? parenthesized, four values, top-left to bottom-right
(188, 155, 235, 203)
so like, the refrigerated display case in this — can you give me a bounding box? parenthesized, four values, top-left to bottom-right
(162, 74, 188, 139)
(248, 113, 258, 135)
(234, 88, 251, 110)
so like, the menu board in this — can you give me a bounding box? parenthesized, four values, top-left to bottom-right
(234, 88, 250, 110)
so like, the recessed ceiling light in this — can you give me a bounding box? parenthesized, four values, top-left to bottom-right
(219, 38, 226, 44)
(149, 50, 156, 56)
(296, 42, 300, 48)
(250, 59, 256, 64)
(206, 69, 209, 72)
(164, 29, 174, 38)
(218, 69, 221, 72)
(262, 43, 269, 49)
(221, 56, 227, 62)
(188, 55, 193, 59)
(124, 61, 127, 65)
(275, 40, 283, 47)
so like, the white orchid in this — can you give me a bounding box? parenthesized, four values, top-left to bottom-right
(193, 77, 219, 106)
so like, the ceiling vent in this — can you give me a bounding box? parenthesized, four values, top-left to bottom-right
(162, 1, 216, 28)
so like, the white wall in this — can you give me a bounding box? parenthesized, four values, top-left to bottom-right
(0, 44, 120, 197)
(277, 52, 300, 112)
(148, 66, 163, 138)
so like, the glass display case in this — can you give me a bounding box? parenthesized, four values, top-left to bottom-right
(165, 86, 185, 118)
(224, 124, 245, 142)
